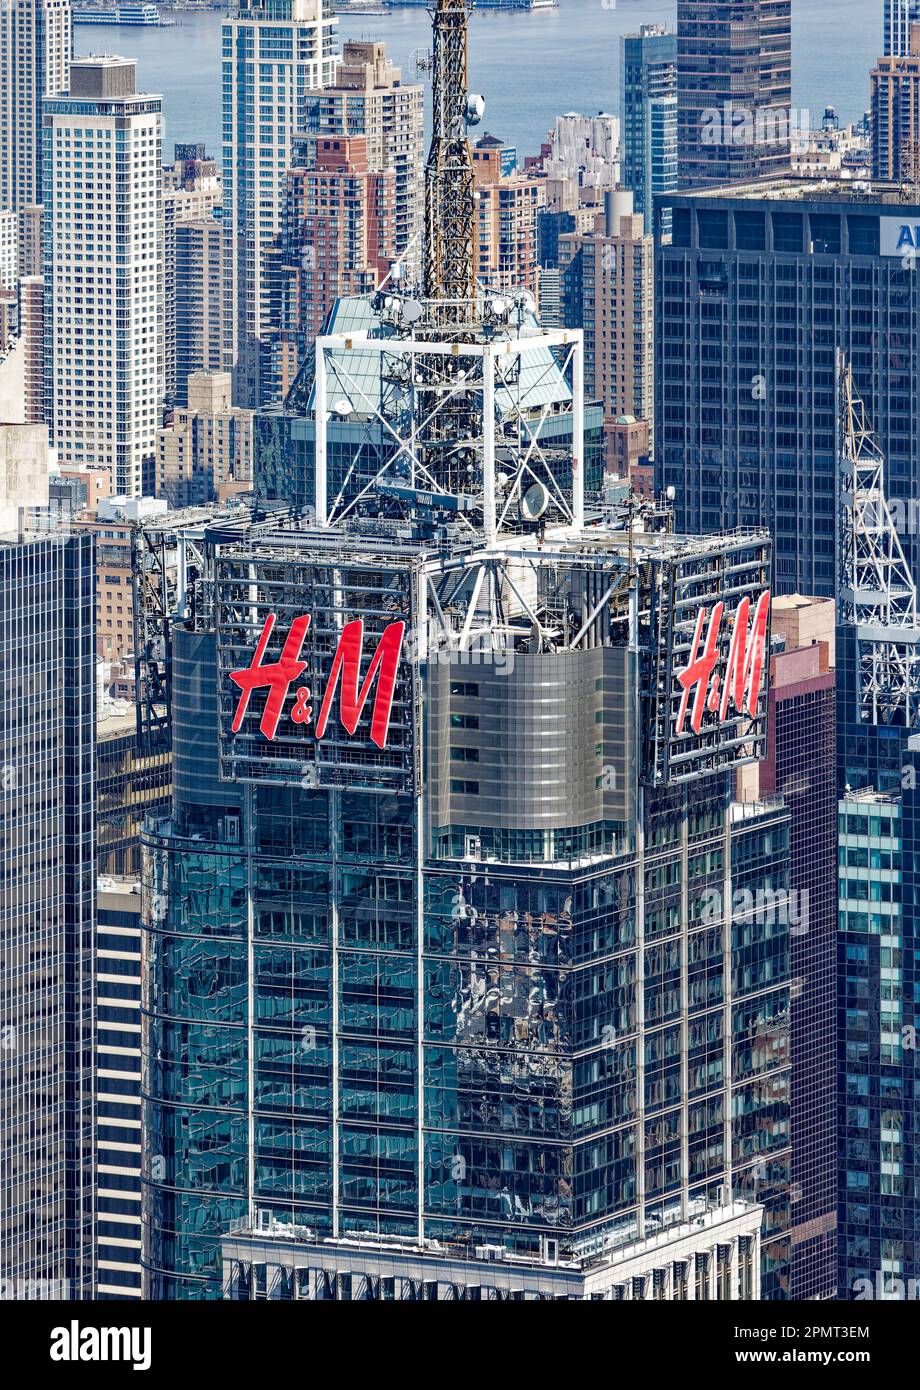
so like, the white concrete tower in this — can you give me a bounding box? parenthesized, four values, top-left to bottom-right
(45, 56, 162, 497)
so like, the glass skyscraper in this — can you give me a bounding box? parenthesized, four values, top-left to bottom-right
(656, 179, 920, 1298)
(619, 26, 677, 232)
(0, 529, 95, 1298)
(141, 503, 792, 1299)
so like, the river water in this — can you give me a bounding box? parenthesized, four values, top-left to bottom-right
(76, 0, 883, 162)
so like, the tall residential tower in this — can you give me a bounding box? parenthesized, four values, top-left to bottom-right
(0, 0, 71, 269)
(676, 0, 792, 189)
(620, 26, 677, 227)
(222, 0, 337, 408)
(44, 56, 163, 497)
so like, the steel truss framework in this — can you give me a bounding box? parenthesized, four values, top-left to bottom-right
(423, 0, 476, 330)
(837, 355, 920, 726)
(132, 519, 206, 753)
(314, 328, 585, 543)
(417, 535, 633, 666)
(131, 505, 290, 752)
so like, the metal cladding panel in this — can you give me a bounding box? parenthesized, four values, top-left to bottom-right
(641, 539, 772, 786)
(215, 550, 419, 793)
(425, 647, 636, 831)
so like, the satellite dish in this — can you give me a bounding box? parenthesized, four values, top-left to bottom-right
(332, 399, 352, 416)
(401, 298, 424, 324)
(466, 93, 485, 126)
(519, 480, 549, 523)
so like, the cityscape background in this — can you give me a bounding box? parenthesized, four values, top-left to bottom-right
(3, 0, 920, 1322)
(78, 0, 881, 156)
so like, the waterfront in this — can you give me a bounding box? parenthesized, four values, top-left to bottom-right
(77, 0, 882, 160)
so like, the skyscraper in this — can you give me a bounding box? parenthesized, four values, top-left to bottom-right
(656, 181, 920, 1297)
(222, 0, 338, 409)
(620, 26, 677, 227)
(560, 189, 655, 453)
(0, 0, 71, 270)
(162, 144, 221, 409)
(156, 370, 254, 506)
(471, 134, 545, 297)
(302, 41, 423, 284)
(44, 56, 163, 497)
(270, 134, 396, 398)
(136, 0, 797, 1305)
(94, 876, 143, 1299)
(870, 24, 920, 183)
(756, 596, 838, 1301)
(655, 181, 920, 596)
(172, 216, 223, 411)
(676, 0, 792, 189)
(0, 451, 95, 1297)
(885, 0, 920, 56)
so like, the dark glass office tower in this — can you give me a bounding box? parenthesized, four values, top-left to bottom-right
(141, 509, 794, 1299)
(676, 0, 792, 189)
(144, 0, 791, 1303)
(0, 529, 95, 1298)
(837, 635, 918, 1297)
(656, 183, 920, 598)
(656, 182, 920, 1297)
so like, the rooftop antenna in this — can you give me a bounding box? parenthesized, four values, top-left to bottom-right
(423, 0, 478, 334)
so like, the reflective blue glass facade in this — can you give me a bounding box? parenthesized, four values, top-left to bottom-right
(144, 612, 792, 1297)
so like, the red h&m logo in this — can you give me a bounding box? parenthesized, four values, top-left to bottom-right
(229, 614, 406, 749)
(674, 589, 770, 736)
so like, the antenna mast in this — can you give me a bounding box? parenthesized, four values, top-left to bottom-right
(423, 0, 477, 333)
